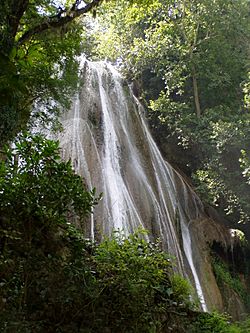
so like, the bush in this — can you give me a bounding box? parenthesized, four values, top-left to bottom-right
(0, 135, 193, 332)
(189, 312, 250, 333)
(0, 133, 99, 331)
(0, 224, 194, 332)
(0, 133, 248, 332)
(92, 229, 193, 332)
(0, 132, 98, 227)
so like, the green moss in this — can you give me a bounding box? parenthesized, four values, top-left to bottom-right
(212, 257, 250, 309)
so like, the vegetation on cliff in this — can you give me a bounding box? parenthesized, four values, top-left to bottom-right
(93, 0, 250, 241)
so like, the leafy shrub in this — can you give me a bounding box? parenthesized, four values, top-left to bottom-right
(92, 229, 193, 332)
(0, 132, 98, 226)
(170, 274, 193, 306)
(0, 134, 194, 332)
(189, 312, 250, 333)
(0, 133, 99, 331)
(0, 133, 248, 332)
(190, 312, 238, 333)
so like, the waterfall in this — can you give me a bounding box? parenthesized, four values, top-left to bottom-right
(58, 60, 207, 311)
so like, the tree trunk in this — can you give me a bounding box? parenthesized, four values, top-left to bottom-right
(192, 65, 201, 118)
(0, 0, 29, 55)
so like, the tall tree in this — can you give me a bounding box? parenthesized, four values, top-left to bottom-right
(0, 0, 102, 144)
(95, 0, 248, 116)
(93, 0, 250, 238)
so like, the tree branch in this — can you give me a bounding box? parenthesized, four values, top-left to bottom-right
(17, 0, 102, 46)
(1, 0, 30, 54)
(6, 0, 29, 36)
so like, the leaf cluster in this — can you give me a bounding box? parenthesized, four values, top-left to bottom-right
(0, 133, 98, 227)
(0, 135, 247, 331)
(92, 229, 193, 332)
(0, 133, 194, 332)
(189, 312, 250, 333)
(0, 223, 194, 333)
(0, 0, 101, 144)
(93, 0, 250, 237)
(1, 221, 248, 332)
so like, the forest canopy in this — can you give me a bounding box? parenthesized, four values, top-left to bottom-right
(0, 0, 102, 144)
(92, 0, 250, 239)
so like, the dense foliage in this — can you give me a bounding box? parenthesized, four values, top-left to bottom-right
(0, 136, 190, 331)
(93, 0, 250, 239)
(0, 0, 102, 144)
(0, 133, 98, 223)
(0, 136, 249, 332)
(0, 133, 97, 331)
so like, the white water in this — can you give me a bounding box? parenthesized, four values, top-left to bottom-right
(58, 60, 207, 310)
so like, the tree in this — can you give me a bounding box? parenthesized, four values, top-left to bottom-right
(0, 132, 101, 329)
(93, 0, 250, 237)
(0, 0, 102, 145)
(95, 0, 248, 115)
(0, 132, 98, 227)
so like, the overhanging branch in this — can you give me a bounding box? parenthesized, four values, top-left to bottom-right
(17, 0, 102, 46)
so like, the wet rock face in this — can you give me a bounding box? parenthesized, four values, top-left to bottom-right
(56, 60, 249, 316)
(222, 285, 247, 321)
(176, 201, 249, 319)
(188, 217, 226, 312)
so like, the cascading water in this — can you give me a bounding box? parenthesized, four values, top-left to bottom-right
(59, 60, 207, 311)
